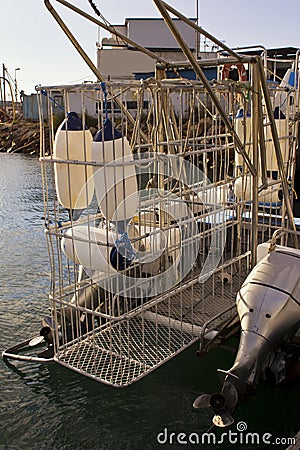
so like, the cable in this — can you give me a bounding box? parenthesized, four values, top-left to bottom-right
(86, 0, 128, 47)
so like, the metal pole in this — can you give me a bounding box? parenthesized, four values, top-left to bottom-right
(152, 0, 256, 176)
(257, 57, 297, 241)
(2, 64, 6, 114)
(251, 62, 259, 267)
(47, 0, 169, 67)
(257, 79, 268, 188)
(155, 67, 167, 228)
(44, 0, 103, 79)
(166, 55, 254, 69)
(14, 68, 20, 103)
(196, 0, 199, 59)
(44, 0, 149, 143)
(161, 0, 243, 61)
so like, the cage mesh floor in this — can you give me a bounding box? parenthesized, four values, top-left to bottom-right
(55, 267, 245, 386)
(55, 317, 195, 386)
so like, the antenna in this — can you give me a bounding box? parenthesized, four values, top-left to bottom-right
(196, 0, 199, 57)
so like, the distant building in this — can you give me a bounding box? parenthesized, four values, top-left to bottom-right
(22, 15, 300, 122)
(97, 18, 217, 81)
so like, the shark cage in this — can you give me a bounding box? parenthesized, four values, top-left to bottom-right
(35, 51, 299, 386)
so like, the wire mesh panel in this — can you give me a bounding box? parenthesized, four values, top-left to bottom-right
(38, 64, 299, 385)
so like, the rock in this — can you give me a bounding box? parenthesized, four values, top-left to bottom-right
(0, 118, 45, 155)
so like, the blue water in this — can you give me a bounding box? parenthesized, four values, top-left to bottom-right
(0, 153, 298, 450)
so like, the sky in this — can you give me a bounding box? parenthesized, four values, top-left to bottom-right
(2, 0, 300, 96)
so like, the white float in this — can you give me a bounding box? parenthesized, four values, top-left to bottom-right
(265, 118, 289, 172)
(273, 66, 297, 113)
(61, 225, 118, 272)
(92, 120, 139, 224)
(234, 109, 252, 168)
(234, 175, 281, 204)
(53, 112, 94, 210)
(61, 221, 181, 275)
(235, 110, 289, 174)
(61, 225, 139, 273)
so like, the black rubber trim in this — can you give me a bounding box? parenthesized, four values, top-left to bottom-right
(246, 281, 300, 307)
(274, 249, 300, 260)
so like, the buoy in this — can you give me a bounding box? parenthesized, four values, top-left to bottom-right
(61, 225, 133, 272)
(265, 112, 289, 172)
(53, 112, 94, 210)
(133, 225, 181, 275)
(92, 119, 139, 225)
(234, 174, 281, 204)
(274, 66, 297, 112)
(61, 221, 181, 274)
(235, 107, 289, 175)
(221, 63, 247, 81)
(234, 109, 252, 168)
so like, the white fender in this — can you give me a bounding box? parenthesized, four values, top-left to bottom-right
(61, 223, 162, 272)
(265, 118, 289, 172)
(234, 109, 252, 168)
(92, 120, 138, 223)
(274, 67, 297, 112)
(53, 112, 94, 209)
(135, 225, 181, 275)
(234, 175, 281, 204)
(61, 225, 117, 272)
(61, 222, 181, 275)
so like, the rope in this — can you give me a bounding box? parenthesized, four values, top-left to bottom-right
(100, 81, 109, 123)
(37, 86, 65, 112)
(38, 82, 109, 123)
(87, 0, 101, 17)
(130, 81, 145, 148)
(87, 0, 127, 47)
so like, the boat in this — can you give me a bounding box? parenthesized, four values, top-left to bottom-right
(2, 0, 300, 429)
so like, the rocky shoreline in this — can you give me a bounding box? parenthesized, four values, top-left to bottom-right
(0, 119, 49, 155)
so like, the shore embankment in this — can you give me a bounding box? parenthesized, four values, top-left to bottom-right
(0, 119, 49, 155)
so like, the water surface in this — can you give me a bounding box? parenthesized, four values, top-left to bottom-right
(0, 153, 298, 450)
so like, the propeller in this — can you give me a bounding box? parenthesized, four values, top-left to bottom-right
(193, 377, 238, 428)
(193, 393, 211, 409)
(210, 393, 235, 428)
(29, 336, 45, 347)
(28, 317, 56, 348)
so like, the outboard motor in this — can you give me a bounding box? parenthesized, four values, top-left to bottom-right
(194, 242, 300, 427)
(36, 317, 56, 359)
